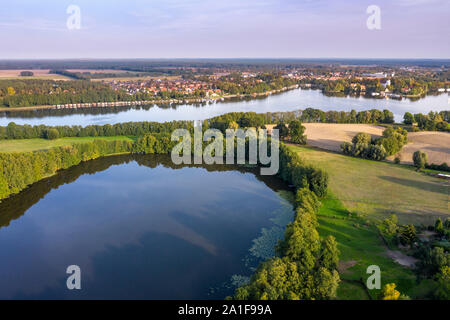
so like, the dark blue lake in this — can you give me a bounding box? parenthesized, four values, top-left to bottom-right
(0, 155, 294, 299)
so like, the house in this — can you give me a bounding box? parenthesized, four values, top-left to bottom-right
(380, 79, 391, 88)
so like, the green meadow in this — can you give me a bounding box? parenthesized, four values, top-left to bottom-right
(0, 136, 135, 153)
(288, 144, 448, 299)
(288, 145, 449, 225)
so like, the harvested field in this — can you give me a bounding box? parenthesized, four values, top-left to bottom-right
(0, 69, 70, 80)
(268, 123, 449, 165)
(302, 123, 384, 152)
(397, 131, 450, 165)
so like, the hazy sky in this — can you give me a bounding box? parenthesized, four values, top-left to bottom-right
(1, 0, 449, 59)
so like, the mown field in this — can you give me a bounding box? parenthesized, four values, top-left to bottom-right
(288, 145, 449, 225)
(288, 144, 448, 299)
(0, 136, 135, 153)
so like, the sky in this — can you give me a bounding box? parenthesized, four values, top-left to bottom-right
(0, 0, 449, 59)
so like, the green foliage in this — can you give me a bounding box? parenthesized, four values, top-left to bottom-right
(232, 168, 339, 300)
(45, 128, 60, 140)
(413, 150, 428, 170)
(403, 112, 415, 125)
(381, 214, 399, 238)
(415, 247, 449, 277)
(434, 266, 450, 300)
(412, 111, 450, 132)
(379, 283, 401, 300)
(378, 127, 408, 156)
(435, 218, 444, 236)
(132, 133, 176, 154)
(400, 224, 417, 245)
(342, 127, 407, 161)
(0, 139, 133, 200)
(288, 120, 306, 144)
(352, 132, 371, 145)
(319, 236, 340, 270)
(274, 122, 289, 140)
(278, 144, 328, 196)
(0, 120, 194, 140)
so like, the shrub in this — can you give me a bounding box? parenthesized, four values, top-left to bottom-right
(45, 128, 60, 140)
(288, 120, 307, 144)
(413, 150, 428, 170)
(352, 132, 371, 145)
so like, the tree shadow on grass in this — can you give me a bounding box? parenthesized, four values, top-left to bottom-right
(378, 176, 448, 195)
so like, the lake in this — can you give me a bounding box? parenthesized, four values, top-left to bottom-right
(0, 154, 294, 299)
(0, 89, 448, 126)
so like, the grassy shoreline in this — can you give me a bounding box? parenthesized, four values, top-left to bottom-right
(0, 136, 135, 153)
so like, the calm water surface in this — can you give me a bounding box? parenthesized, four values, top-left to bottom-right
(0, 155, 294, 299)
(0, 89, 448, 126)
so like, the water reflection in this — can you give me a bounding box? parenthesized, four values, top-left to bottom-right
(0, 155, 294, 299)
(0, 89, 447, 126)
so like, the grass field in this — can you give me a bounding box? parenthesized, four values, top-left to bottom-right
(317, 196, 434, 299)
(286, 144, 448, 299)
(288, 145, 449, 225)
(0, 136, 135, 153)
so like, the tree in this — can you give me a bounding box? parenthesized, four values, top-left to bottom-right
(379, 283, 400, 300)
(352, 132, 371, 145)
(288, 120, 307, 144)
(274, 122, 289, 140)
(20, 71, 34, 77)
(403, 112, 415, 125)
(434, 266, 450, 300)
(228, 121, 239, 130)
(400, 224, 417, 245)
(383, 214, 399, 237)
(413, 150, 428, 170)
(7, 87, 16, 95)
(435, 218, 444, 235)
(319, 236, 340, 269)
(45, 129, 60, 140)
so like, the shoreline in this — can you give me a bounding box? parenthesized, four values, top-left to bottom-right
(0, 85, 299, 113)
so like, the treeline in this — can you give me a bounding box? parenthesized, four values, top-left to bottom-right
(0, 132, 281, 200)
(207, 108, 395, 131)
(341, 127, 408, 161)
(231, 145, 340, 300)
(0, 79, 131, 108)
(215, 74, 297, 95)
(49, 70, 150, 80)
(404, 111, 450, 132)
(0, 109, 399, 141)
(304, 77, 447, 96)
(0, 121, 193, 140)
